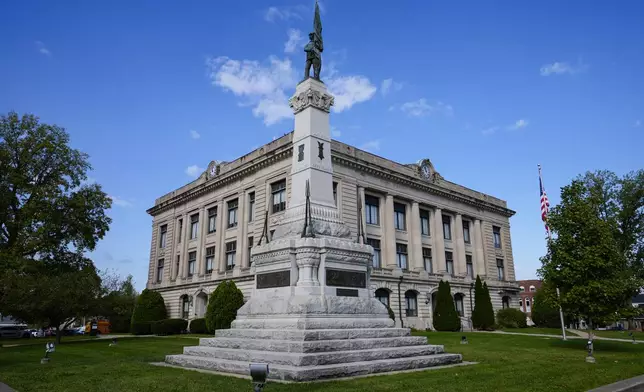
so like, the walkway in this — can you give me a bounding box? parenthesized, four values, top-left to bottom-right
(472, 329, 640, 344)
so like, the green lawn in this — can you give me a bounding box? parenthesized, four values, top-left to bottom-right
(591, 330, 644, 341)
(1, 332, 643, 392)
(499, 327, 565, 336)
(0, 335, 98, 347)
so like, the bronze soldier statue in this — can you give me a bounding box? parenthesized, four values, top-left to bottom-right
(304, 32, 323, 80)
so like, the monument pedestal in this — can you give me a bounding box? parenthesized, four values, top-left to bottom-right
(165, 76, 462, 380)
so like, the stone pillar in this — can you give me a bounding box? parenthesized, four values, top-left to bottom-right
(169, 217, 178, 280)
(474, 219, 486, 277)
(384, 194, 397, 268)
(217, 200, 227, 273)
(454, 214, 466, 276)
(237, 192, 248, 269)
(410, 202, 422, 271)
(432, 208, 446, 272)
(358, 186, 366, 244)
(179, 212, 189, 279)
(196, 206, 206, 276)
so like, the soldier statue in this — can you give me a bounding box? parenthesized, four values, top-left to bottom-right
(304, 32, 323, 80)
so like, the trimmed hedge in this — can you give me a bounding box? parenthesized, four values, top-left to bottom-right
(205, 280, 244, 332)
(433, 280, 461, 331)
(189, 318, 208, 334)
(131, 321, 151, 335)
(130, 289, 167, 334)
(496, 308, 527, 328)
(151, 318, 188, 335)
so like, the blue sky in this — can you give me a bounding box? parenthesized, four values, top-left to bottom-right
(2, 0, 643, 290)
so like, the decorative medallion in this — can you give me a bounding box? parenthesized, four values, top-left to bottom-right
(289, 88, 334, 114)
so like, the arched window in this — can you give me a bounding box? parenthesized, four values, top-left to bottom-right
(405, 291, 418, 317)
(502, 296, 510, 309)
(529, 285, 536, 292)
(195, 292, 208, 318)
(518, 298, 524, 311)
(525, 298, 532, 313)
(375, 289, 390, 307)
(454, 293, 465, 317)
(181, 295, 191, 319)
(519, 286, 525, 292)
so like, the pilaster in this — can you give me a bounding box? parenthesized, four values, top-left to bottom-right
(237, 192, 248, 269)
(384, 194, 397, 268)
(432, 208, 446, 272)
(410, 202, 422, 271)
(474, 219, 486, 277)
(217, 200, 226, 273)
(179, 212, 189, 279)
(358, 186, 366, 244)
(454, 214, 466, 276)
(197, 206, 206, 276)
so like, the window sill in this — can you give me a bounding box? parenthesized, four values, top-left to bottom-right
(227, 224, 238, 230)
(395, 229, 407, 233)
(207, 231, 217, 235)
(366, 223, 380, 228)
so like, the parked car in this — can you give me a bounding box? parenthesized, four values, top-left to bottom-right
(0, 326, 30, 339)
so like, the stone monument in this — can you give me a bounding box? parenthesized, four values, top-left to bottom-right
(165, 2, 462, 381)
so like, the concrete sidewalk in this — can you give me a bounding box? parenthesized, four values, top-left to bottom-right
(472, 329, 640, 344)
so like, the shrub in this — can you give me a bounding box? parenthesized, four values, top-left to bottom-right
(472, 276, 495, 330)
(532, 286, 561, 328)
(189, 318, 208, 334)
(131, 321, 151, 335)
(151, 318, 188, 335)
(497, 308, 528, 328)
(205, 280, 244, 332)
(386, 305, 396, 322)
(432, 280, 461, 331)
(130, 289, 167, 334)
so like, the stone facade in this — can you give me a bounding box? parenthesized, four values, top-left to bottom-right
(146, 132, 519, 330)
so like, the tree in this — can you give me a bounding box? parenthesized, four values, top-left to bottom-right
(0, 112, 112, 320)
(99, 272, 138, 333)
(1, 253, 102, 344)
(471, 276, 495, 330)
(130, 289, 167, 334)
(531, 284, 561, 328)
(432, 280, 461, 331)
(205, 280, 244, 332)
(539, 170, 644, 339)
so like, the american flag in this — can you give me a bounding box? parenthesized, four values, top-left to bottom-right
(539, 166, 550, 234)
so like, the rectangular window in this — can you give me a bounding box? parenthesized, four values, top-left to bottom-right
(190, 214, 199, 240)
(333, 182, 338, 206)
(394, 202, 406, 231)
(159, 225, 167, 248)
(228, 199, 238, 228)
(396, 243, 408, 270)
(365, 195, 380, 225)
(205, 246, 215, 274)
(188, 251, 196, 277)
(466, 254, 473, 277)
(226, 241, 237, 270)
(442, 215, 452, 240)
(497, 258, 505, 280)
(422, 247, 432, 273)
(367, 238, 381, 268)
(493, 226, 502, 248)
(463, 220, 471, 244)
(272, 180, 287, 213)
(156, 259, 164, 283)
(248, 236, 253, 265)
(208, 207, 217, 234)
(420, 209, 430, 236)
(445, 251, 454, 275)
(177, 219, 182, 243)
(248, 192, 255, 222)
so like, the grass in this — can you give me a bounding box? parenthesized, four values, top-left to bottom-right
(591, 330, 644, 341)
(499, 327, 565, 336)
(0, 335, 98, 347)
(1, 332, 643, 392)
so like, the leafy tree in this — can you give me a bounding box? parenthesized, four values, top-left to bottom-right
(99, 273, 138, 333)
(531, 284, 561, 328)
(1, 253, 102, 344)
(432, 280, 461, 331)
(130, 289, 167, 334)
(471, 276, 495, 330)
(205, 280, 244, 332)
(539, 170, 644, 339)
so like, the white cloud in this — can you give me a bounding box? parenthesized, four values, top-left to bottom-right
(264, 5, 306, 22)
(481, 126, 499, 136)
(185, 165, 204, 178)
(328, 76, 377, 112)
(381, 78, 402, 97)
(35, 41, 51, 56)
(331, 126, 341, 138)
(399, 99, 453, 117)
(540, 61, 588, 76)
(189, 130, 201, 139)
(635, 120, 641, 127)
(508, 119, 529, 130)
(359, 140, 381, 153)
(284, 29, 304, 53)
(107, 195, 133, 208)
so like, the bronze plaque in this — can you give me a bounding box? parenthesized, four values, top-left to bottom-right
(336, 288, 359, 297)
(326, 269, 366, 288)
(257, 270, 290, 289)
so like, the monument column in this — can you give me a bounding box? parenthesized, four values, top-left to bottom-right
(410, 202, 423, 270)
(384, 194, 397, 268)
(433, 208, 446, 272)
(454, 213, 466, 276)
(474, 219, 486, 277)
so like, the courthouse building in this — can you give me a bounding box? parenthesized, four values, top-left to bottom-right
(146, 133, 519, 330)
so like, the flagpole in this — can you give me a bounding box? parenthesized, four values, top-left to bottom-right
(539, 164, 567, 340)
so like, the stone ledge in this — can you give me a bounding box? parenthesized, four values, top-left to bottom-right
(213, 327, 412, 341)
(586, 374, 644, 392)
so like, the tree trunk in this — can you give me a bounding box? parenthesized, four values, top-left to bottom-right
(55, 326, 62, 345)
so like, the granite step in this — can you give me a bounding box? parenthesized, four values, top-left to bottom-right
(182, 344, 444, 366)
(213, 328, 412, 341)
(165, 352, 463, 382)
(200, 336, 428, 353)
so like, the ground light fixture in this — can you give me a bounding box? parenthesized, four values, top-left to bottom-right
(41, 342, 55, 364)
(250, 363, 269, 392)
(585, 340, 596, 363)
(461, 336, 469, 345)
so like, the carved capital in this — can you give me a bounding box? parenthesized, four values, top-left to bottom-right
(289, 88, 334, 114)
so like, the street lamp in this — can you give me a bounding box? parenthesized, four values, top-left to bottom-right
(250, 363, 269, 392)
(392, 268, 404, 328)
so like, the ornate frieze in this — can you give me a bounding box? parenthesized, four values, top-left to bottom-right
(289, 88, 334, 114)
